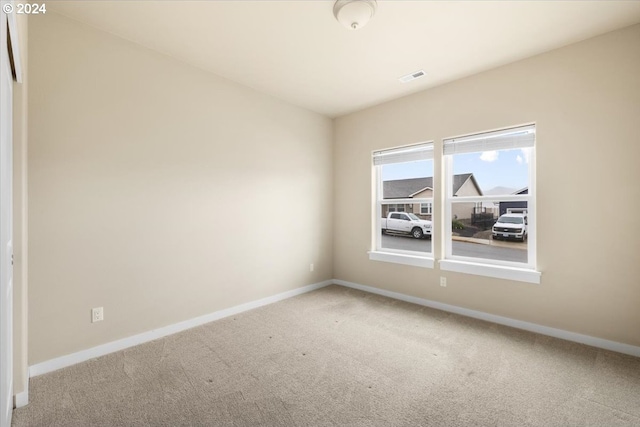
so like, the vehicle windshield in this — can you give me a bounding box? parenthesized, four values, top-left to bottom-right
(407, 213, 420, 221)
(497, 216, 523, 224)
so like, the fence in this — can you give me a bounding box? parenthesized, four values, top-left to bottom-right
(471, 211, 496, 229)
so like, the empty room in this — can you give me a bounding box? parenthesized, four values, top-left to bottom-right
(1, 1, 640, 426)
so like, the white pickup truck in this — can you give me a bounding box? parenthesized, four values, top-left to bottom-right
(492, 213, 528, 241)
(381, 212, 432, 239)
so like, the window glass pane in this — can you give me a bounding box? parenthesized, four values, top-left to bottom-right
(381, 203, 432, 254)
(381, 161, 434, 211)
(420, 203, 432, 215)
(379, 159, 434, 255)
(451, 201, 528, 263)
(382, 159, 434, 189)
(452, 148, 530, 196)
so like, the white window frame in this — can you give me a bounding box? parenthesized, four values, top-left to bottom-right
(369, 142, 434, 268)
(441, 124, 540, 284)
(420, 202, 432, 215)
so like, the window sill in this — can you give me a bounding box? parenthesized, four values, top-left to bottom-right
(439, 259, 541, 284)
(369, 251, 434, 269)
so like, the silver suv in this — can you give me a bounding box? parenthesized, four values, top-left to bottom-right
(492, 213, 527, 242)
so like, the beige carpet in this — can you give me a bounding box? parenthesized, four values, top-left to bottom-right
(12, 285, 640, 426)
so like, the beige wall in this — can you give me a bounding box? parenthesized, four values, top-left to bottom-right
(12, 8, 28, 398)
(334, 24, 640, 346)
(28, 13, 333, 364)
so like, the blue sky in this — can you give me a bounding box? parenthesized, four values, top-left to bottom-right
(382, 148, 530, 193)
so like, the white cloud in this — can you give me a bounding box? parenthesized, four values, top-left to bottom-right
(479, 151, 498, 162)
(520, 147, 532, 164)
(516, 155, 523, 164)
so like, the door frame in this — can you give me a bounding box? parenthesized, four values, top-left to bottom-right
(1, 2, 23, 426)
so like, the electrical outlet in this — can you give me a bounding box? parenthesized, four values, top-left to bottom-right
(91, 307, 104, 323)
(440, 277, 447, 287)
(310, 263, 314, 272)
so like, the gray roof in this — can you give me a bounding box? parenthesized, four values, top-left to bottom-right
(512, 187, 528, 195)
(383, 177, 433, 199)
(383, 173, 481, 199)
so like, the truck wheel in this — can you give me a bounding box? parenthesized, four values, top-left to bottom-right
(412, 228, 424, 239)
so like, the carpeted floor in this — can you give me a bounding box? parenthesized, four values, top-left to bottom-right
(12, 285, 640, 426)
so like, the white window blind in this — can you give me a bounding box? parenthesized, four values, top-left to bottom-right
(373, 142, 433, 165)
(443, 125, 534, 155)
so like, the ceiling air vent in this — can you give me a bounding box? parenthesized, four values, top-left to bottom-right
(399, 70, 426, 83)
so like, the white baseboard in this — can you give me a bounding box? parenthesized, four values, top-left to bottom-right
(14, 390, 28, 409)
(29, 280, 333, 378)
(28, 278, 639, 379)
(333, 279, 640, 358)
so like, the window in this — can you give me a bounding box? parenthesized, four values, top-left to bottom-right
(388, 204, 406, 213)
(370, 142, 434, 268)
(441, 125, 539, 283)
(368, 128, 539, 282)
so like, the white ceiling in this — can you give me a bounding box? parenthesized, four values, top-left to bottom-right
(49, 1, 640, 118)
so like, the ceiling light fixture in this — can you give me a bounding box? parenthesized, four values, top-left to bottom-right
(333, 0, 377, 30)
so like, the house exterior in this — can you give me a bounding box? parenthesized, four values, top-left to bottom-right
(499, 187, 528, 216)
(382, 173, 483, 220)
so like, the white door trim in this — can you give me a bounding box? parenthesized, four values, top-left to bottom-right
(1, 1, 22, 424)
